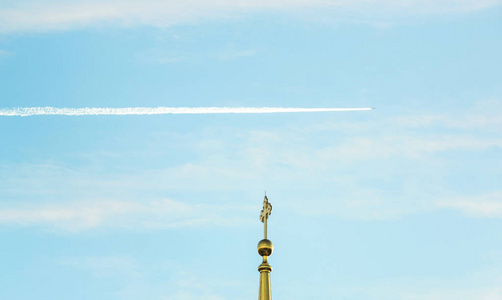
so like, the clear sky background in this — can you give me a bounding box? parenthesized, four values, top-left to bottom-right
(1, 1, 502, 299)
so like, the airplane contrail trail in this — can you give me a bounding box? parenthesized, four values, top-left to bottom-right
(0, 107, 373, 116)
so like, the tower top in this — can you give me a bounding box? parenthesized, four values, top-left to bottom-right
(257, 196, 273, 300)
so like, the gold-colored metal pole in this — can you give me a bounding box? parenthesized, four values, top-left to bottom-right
(264, 219, 267, 239)
(258, 257, 272, 300)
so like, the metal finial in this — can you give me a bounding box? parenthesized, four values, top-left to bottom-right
(260, 196, 272, 239)
(257, 196, 273, 300)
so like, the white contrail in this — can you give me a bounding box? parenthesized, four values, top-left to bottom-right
(0, 107, 373, 116)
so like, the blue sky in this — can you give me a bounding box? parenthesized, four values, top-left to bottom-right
(1, 1, 502, 299)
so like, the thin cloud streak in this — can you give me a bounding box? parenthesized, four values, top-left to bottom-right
(0, 106, 373, 117)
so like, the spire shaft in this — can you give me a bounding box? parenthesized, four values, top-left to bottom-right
(258, 260, 272, 300)
(264, 219, 267, 239)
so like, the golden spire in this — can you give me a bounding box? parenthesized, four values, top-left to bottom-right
(258, 196, 273, 300)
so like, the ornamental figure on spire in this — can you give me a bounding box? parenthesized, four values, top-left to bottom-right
(260, 196, 272, 223)
(260, 196, 272, 239)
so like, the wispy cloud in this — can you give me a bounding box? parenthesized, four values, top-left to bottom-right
(216, 45, 257, 61)
(393, 104, 502, 131)
(136, 44, 257, 65)
(60, 256, 143, 279)
(400, 288, 502, 300)
(59, 255, 245, 300)
(155, 56, 186, 64)
(436, 192, 502, 218)
(0, 0, 499, 33)
(318, 135, 502, 162)
(0, 106, 372, 116)
(329, 282, 502, 300)
(0, 49, 12, 59)
(0, 199, 253, 231)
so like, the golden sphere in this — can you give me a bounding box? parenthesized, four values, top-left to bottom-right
(257, 239, 273, 256)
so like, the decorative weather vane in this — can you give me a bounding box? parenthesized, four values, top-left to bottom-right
(260, 195, 272, 239)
